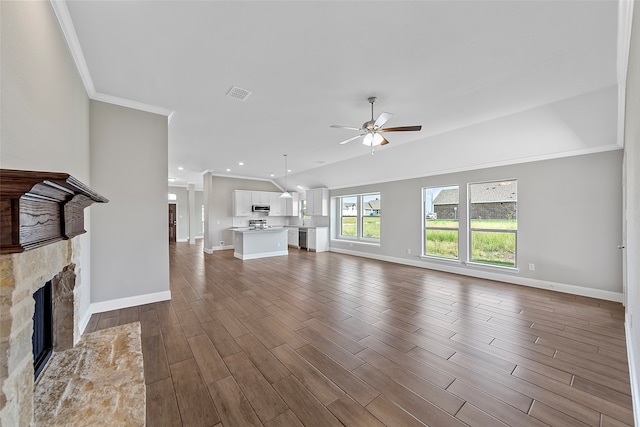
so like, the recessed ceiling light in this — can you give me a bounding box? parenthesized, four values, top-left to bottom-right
(226, 168, 231, 172)
(178, 166, 184, 170)
(168, 178, 176, 182)
(297, 185, 304, 189)
(270, 174, 275, 177)
(238, 162, 244, 166)
(287, 169, 292, 173)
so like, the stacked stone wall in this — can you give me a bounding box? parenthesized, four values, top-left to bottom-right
(0, 240, 74, 427)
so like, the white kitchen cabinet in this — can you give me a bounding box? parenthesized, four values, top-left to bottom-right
(287, 227, 299, 247)
(251, 191, 270, 205)
(306, 188, 328, 216)
(233, 190, 252, 216)
(308, 227, 328, 252)
(269, 192, 284, 216)
(284, 192, 299, 217)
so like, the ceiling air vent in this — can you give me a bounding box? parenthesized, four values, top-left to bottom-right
(226, 86, 252, 101)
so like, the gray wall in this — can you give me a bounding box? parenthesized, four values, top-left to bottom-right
(203, 174, 280, 251)
(331, 150, 623, 297)
(624, 3, 640, 423)
(0, 1, 93, 331)
(90, 101, 169, 304)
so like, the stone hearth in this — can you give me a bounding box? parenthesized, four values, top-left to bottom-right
(0, 238, 83, 426)
(34, 322, 145, 426)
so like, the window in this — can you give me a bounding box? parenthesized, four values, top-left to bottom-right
(301, 200, 310, 219)
(361, 194, 381, 238)
(338, 193, 380, 241)
(340, 196, 357, 236)
(423, 185, 459, 259)
(468, 180, 517, 267)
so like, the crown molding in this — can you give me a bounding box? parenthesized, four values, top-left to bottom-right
(49, 0, 173, 118)
(617, 0, 635, 147)
(49, 0, 95, 94)
(91, 92, 173, 117)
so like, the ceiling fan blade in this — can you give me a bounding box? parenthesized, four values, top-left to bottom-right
(379, 125, 422, 132)
(339, 134, 365, 145)
(374, 112, 393, 128)
(330, 125, 362, 131)
(379, 135, 390, 146)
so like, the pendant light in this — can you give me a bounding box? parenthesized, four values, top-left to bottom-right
(279, 154, 292, 199)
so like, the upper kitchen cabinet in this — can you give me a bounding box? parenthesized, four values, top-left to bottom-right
(284, 192, 299, 216)
(251, 191, 270, 205)
(268, 192, 284, 216)
(306, 188, 328, 216)
(233, 190, 252, 216)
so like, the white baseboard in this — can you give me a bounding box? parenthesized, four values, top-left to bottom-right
(626, 313, 640, 427)
(177, 238, 188, 243)
(204, 245, 233, 254)
(89, 290, 172, 316)
(329, 248, 623, 302)
(78, 308, 93, 336)
(234, 250, 288, 260)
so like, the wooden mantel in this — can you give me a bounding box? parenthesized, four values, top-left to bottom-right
(0, 169, 108, 254)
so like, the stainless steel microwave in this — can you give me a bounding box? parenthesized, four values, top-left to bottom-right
(252, 204, 270, 212)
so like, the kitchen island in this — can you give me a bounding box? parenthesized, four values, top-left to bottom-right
(232, 227, 288, 260)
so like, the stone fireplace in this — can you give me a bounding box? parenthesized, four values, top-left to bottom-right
(0, 239, 82, 425)
(0, 169, 107, 426)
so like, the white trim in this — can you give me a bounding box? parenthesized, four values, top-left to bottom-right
(89, 290, 172, 315)
(78, 307, 93, 335)
(49, 0, 95, 95)
(626, 313, 640, 427)
(205, 171, 283, 188)
(617, 0, 635, 147)
(177, 238, 188, 243)
(329, 247, 623, 302)
(92, 92, 173, 117)
(50, 0, 173, 117)
(618, 84, 627, 148)
(204, 245, 234, 254)
(234, 250, 288, 260)
(331, 239, 380, 248)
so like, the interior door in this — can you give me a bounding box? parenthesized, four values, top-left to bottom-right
(168, 204, 177, 242)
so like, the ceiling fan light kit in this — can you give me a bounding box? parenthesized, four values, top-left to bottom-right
(331, 96, 422, 153)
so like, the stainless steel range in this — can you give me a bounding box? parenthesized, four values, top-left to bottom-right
(249, 219, 268, 229)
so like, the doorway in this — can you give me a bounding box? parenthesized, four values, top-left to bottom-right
(168, 204, 177, 242)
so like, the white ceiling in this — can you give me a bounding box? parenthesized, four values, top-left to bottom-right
(63, 1, 621, 190)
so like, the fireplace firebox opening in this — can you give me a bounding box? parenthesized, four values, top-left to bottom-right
(32, 281, 53, 380)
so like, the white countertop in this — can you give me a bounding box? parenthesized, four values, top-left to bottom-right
(230, 226, 286, 234)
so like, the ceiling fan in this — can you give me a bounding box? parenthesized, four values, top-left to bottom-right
(330, 97, 422, 152)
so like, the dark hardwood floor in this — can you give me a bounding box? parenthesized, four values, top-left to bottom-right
(85, 241, 633, 426)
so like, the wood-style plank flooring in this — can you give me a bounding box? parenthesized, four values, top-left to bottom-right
(86, 241, 633, 426)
